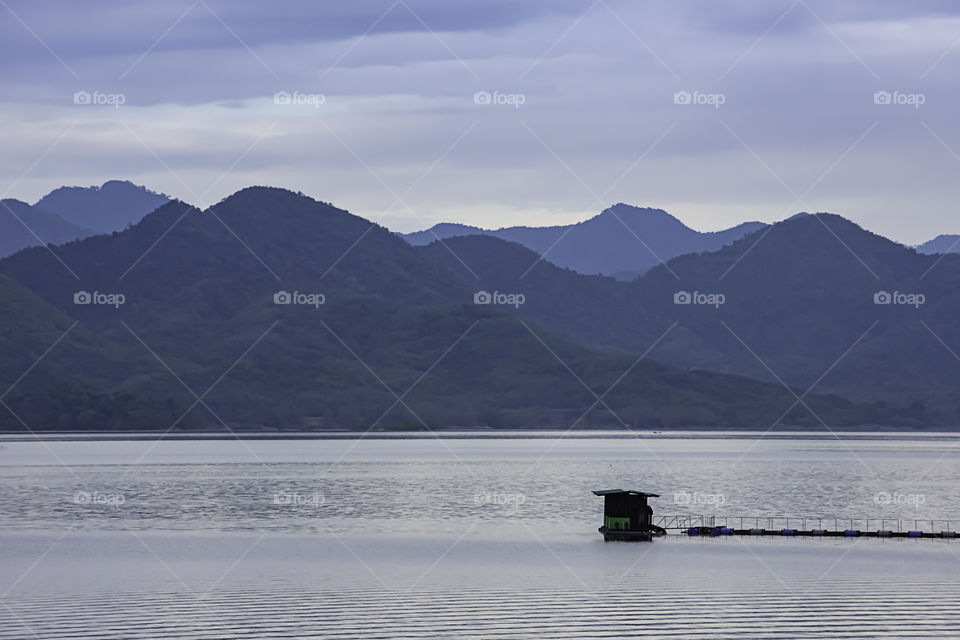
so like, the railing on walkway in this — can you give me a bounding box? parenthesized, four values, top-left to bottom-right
(654, 514, 955, 533)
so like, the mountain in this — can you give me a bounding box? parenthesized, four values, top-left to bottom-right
(0, 199, 92, 258)
(419, 214, 960, 421)
(917, 235, 960, 255)
(0, 271, 181, 429)
(34, 179, 170, 233)
(404, 222, 485, 244)
(0, 187, 900, 430)
(627, 214, 960, 414)
(402, 204, 766, 280)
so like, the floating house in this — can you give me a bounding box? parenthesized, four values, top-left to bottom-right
(593, 489, 666, 541)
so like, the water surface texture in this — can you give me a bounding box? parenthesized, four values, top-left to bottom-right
(2, 432, 959, 638)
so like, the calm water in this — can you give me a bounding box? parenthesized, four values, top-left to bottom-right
(2, 432, 960, 638)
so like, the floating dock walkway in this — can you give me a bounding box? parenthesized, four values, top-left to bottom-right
(656, 514, 960, 539)
(593, 489, 959, 541)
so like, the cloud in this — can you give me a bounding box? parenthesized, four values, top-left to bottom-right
(2, 0, 960, 243)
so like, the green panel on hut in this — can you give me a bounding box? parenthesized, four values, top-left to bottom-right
(593, 489, 658, 531)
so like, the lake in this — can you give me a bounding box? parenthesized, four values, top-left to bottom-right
(1, 431, 959, 638)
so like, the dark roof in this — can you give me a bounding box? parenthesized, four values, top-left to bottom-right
(592, 489, 659, 497)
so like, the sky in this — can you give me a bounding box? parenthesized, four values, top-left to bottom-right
(2, 0, 959, 243)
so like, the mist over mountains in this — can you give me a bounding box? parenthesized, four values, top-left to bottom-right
(1, 183, 958, 430)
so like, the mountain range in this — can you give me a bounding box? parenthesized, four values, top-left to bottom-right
(0, 180, 171, 259)
(402, 204, 767, 280)
(0, 187, 927, 431)
(421, 216, 960, 420)
(0, 184, 957, 430)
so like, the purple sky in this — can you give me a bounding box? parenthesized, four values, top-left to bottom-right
(2, 0, 959, 242)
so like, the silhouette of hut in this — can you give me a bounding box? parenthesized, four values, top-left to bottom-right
(593, 489, 666, 541)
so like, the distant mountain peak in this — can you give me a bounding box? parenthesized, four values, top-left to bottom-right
(34, 179, 171, 233)
(603, 202, 671, 215)
(36, 179, 168, 201)
(207, 187, 364, 229)
(210, 185, 304, 207)
(402, 204, 768, 278)
(703, 210, 911, 273)
(591, 203, 689, 231)
(917, 233, 960, 255)
(778, 211, 876, 232)
(784, 211, 864, 230)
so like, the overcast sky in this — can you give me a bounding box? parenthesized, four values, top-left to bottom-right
(2, 0, 959, 243)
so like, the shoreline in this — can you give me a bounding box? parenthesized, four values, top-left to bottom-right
(2, 427, 960, 442)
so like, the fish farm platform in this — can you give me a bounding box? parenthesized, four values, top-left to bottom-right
(656, 515, 960, 539)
